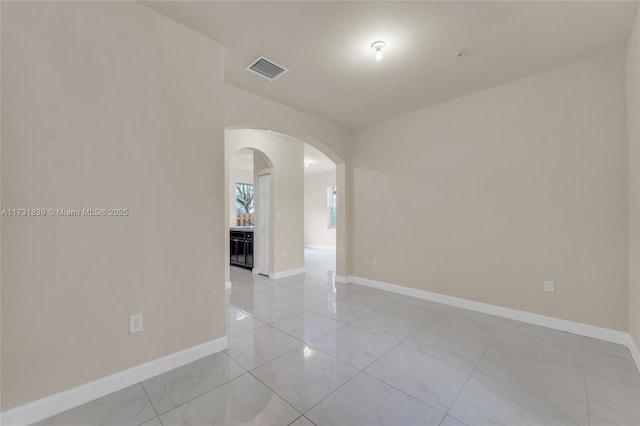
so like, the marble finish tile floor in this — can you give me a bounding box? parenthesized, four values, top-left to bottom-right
(35, 248, 640, 426)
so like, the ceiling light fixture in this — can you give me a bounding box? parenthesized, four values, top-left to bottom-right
(371, 41, 386, 61)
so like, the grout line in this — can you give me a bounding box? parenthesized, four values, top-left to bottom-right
(442, 334, 494, 420)
(581, 337, 592, 426)
(287, 415, 306, 426)
(226, 322, 268, 340)
(261, 322, 312, 345)
(238, 305, 350, 419)
(360, 371, 448, 418)
(231, 282, 369, 417)
(149, 353, 249, 417)
(228, 329, 305, 371)
(139, 383, 161, 421)
(297, 369, 361, 416)
(300, 323, 406, 415)
(293, 321, 396, 412)
(336, 309, 453, 417)
(151, 371, 253, 418)
(359, 332, 404, 372)
(246, 369, 304, 417)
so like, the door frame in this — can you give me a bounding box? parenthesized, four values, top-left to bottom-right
(256, 172, 272, 276)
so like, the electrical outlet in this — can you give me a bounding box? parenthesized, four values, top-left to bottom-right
(372, 257, 378, 266)
(129, 314, 143, 334)
(544, 280, 555, 293)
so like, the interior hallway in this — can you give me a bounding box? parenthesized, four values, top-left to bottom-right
(34, 248, 639, 426)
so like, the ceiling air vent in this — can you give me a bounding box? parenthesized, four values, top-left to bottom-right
(245, 56, 289, 81)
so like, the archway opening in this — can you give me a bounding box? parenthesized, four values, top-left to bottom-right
(225, 141, 274, 286)
(224, 128, 343, 288)
(302, 143, 338, 282)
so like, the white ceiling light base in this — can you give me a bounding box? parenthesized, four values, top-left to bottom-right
(371, 41, 386, 61)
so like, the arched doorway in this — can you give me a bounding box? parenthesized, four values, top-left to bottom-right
(226, 141, 275, 285)
(224, 126, 347, 285)
(224, 128, 345, 286)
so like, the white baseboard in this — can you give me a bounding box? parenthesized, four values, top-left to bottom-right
(225, 281, 232, 289)
(628, 334, 640, 374)
(304, 245, 336, 251)
(346, 275, 639, 370)
(1, 336, 228, 426)
(335, 275, 347, 284)
(271, 268, 306, 280)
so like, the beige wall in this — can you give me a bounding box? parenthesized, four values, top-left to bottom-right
(305, 171, 337, 249)
(225, 84, 349, 165)
(228, 167, 254, 227)
(350, 49, 628, 331)
(225, 130, 304, 276)
(629, 8, 640, 346)
(1, 2, 225, 410)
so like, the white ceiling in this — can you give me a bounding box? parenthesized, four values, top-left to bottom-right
(145, 1, 638, 128)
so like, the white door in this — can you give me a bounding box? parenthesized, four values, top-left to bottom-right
(258, 174, 271, 276)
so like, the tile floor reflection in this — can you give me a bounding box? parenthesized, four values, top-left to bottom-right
(35, 248, 640, 426)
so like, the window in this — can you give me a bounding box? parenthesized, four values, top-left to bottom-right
(236, 183, 254, 214)
(328, 184, 337, 229)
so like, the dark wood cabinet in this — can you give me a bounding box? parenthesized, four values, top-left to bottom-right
(230, 229, 253, 269)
